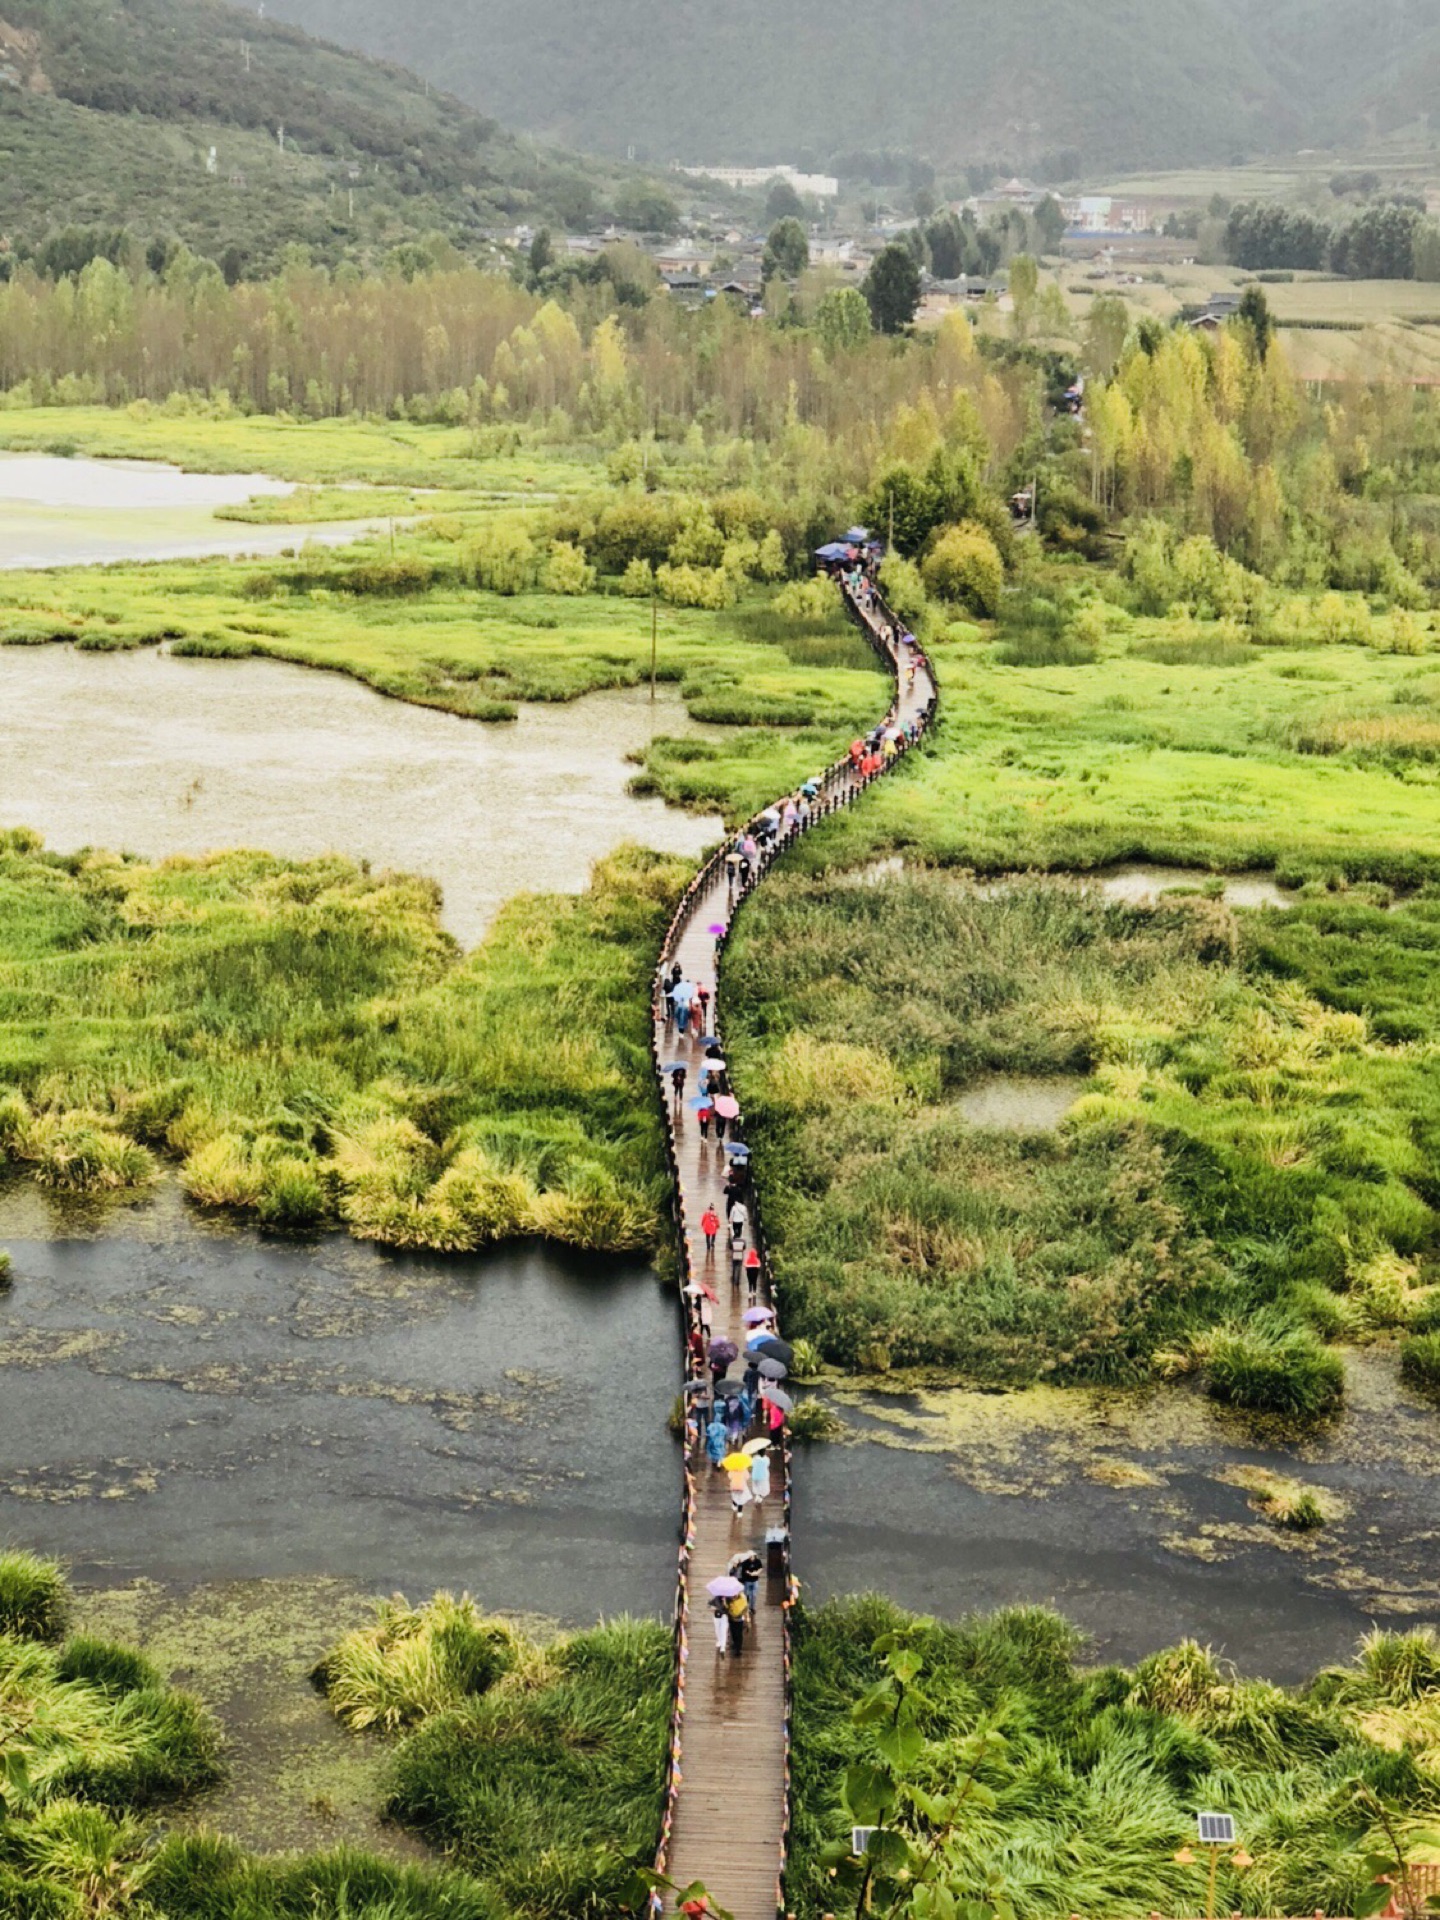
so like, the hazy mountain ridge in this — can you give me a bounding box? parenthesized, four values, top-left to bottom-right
(261, 0, 1437, 174)
(0, 0, 655, 271)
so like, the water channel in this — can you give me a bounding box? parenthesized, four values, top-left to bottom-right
(0, 458, 1435, 1849)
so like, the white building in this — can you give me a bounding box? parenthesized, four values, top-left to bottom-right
(673, 162, 840, 200)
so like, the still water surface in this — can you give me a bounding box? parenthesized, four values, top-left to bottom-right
(0, 646, 724, 945)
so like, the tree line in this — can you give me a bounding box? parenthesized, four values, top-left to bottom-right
(1226, 200, 1440, 280)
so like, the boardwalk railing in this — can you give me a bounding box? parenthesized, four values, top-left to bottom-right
(647, 574, 938, 1918)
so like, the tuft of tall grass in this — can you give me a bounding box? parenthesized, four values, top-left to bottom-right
(1200, 1316, 1345, 1421)
(316, 1593, 517, 1734)
(1400, 1331, 1440, 1396)
(0, 1551, 69, 1641)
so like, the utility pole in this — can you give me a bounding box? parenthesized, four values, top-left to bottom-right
(650, 590, 658, 702)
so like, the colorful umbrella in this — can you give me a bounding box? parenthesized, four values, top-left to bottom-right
(706, 1575, 744, 1598)
(720, 1453, 752, 1473)
(742, 1307, 773, 1326)
(713, 1095, 739, 1119)
(707, 923, 726, 936)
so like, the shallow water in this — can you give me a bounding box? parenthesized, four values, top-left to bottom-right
(0, 1180, 679, 1617)
(0, 646, 724, 945)
(0, 451, 394, 569)
(1087, 863, 1294, 911)
(797, 1363, 1440, 1684)
(956, 1075, 1086, 1131)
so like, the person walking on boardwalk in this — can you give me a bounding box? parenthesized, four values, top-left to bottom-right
(729, 1547, 763, 1622)
(701, 1205, 719, 1256)
(695, 982, 711, 1033)
(744, 1245, 762, 1306)
(697, 1098, 713, 1140)
(725, 1584, 748, 1654)
(728, 1197, 747, 1249)
(748, 1445, 771, 1503)
(670, 1062, 686, 1109)
(729, 1237, 745, 1292)
(711, 1592, 729, 1656)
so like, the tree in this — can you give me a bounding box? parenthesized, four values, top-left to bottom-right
(1033, 194, 1067, 252)
(1083, 292, 1129, 377)
(1007, 252, 1039, 338)
(925, 211, 965, 281)
(814, 285, 872, 353)
(527, 227, 554, 281)
(864, 243, 921, 335)
(612, 183, 680, 234)
(765, 176, 806, 221)
(1237, 285, 1275, 363)
(922, 522, 1005, 614)
(762, 217, 809, 283)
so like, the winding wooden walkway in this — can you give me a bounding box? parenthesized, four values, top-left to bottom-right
(649, 583, 937, 1919)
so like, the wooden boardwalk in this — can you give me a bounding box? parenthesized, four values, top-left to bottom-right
(650, 586, 937, 1920)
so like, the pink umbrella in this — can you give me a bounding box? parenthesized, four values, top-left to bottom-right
(707, 923, 726, 936)
(713, 1095, 739, 1119)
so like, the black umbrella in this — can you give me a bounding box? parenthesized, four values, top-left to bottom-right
(749, 1335, 793, 1368)
(708, 1337, 739, 1365)
(757, 1356, 788, 1380)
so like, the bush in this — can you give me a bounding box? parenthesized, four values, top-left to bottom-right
(922, 521, 1005, 615)
(0, 1550, 69, 1640)
(346, 556, 435, 596)
(617, 557, 653, 597)
(655, 562, 735, 610)
(771, 576, 843, 625)
(1203, 1319, 1345, 1420)
(54, 1637, 161, 1696)
(462, 517, 536, 595)
(542, 540, 595, 595)
(877, 552, 928, 628)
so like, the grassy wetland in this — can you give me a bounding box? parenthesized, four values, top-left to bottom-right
(9, 257, 1440, 1918)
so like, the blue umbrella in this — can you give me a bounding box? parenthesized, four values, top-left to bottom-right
(723, 1142, 750, 1157)
(697, 1034, 719, 1046)
(662, 1061, 688, 1073)
(686, 1094, 710, 1109)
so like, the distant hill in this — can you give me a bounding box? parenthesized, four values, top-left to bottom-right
(0, 0, 666, 276)
(262, 0, 1438, 177)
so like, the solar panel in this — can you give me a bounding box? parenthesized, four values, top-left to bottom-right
(1197, 1813, 1236, 1846)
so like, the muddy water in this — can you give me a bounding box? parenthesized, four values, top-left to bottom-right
(0, 1179, 678, 1614)
(956, 1075, 1086, 1131)
(797, 1361, 1440, 1684)
(0, 647, 723, 945)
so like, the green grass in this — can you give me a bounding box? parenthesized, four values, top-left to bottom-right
(0, 1549, 69, 1641)
(0, 834, 688, 1254)
(793, 1597, 1440, 1920)
(723, 872, 1440, 1397)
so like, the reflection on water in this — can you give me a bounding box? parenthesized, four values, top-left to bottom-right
(0, 452, 294, 512)
(0, 647, 724, 945)
(0, 1181, 678, 1620)
(1089, 864, 1294, 911)
(797, 1362, 1440, 1683)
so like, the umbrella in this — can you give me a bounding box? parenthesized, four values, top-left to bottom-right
(708, 1337, 738, 1364)
(760, 1385, 795, 1413)
(670, 980, 695, 1004)
(683, 1378, 711, 1396)
(720, 1452, 752, 1473)
(698, 1034, 719, 1046)
(662, 1061, 688, 1073)
(723, 1141, 750, 1157)
(686, 1094, 710, 1109)
(742, 1306, 773, 1326)
(802, 779, 820, 797)
(742, 1438, 771, 1455)
(713, 1095, 739, 1119)
(845, 526, 871, 542)
(707, 922, 726, 936)
(706, 1575, 744, 1598)
(757, 1357, 788, 1380)
(752, 1336, 794, 1366)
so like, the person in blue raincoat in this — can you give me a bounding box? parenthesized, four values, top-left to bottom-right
(706, 1413, 727, 1468)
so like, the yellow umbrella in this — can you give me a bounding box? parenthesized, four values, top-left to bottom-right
(720, 1452, 752, 1472)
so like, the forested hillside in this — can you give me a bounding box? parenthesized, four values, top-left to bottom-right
(266, 0, 1436, 174)
(0, 0, 664, 275)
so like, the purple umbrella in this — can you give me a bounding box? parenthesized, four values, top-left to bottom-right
(706, 1575, 744, 1598)
(707, 923, 727, 936)
(708, 1337, 739, 1365)
(742, 1307, 773, 1327)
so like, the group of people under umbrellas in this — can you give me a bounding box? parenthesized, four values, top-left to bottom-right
(701, 1303, 794, 1657)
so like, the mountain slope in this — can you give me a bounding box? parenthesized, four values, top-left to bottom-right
(0, 0, 654, 274)
(262, 0, 1436, 173)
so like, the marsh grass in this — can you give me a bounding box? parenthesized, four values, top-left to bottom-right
(0, 1550, 69, 1640)
(0, 835, 685, 1254)
(725, 872, 1440, 1394)
(794, 1597, 1440, 1920)
(316, 1595, 519, 1734)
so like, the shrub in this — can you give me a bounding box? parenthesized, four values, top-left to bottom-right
(0, 1249, 10, 1286)
(54, 1637, 161, 1696)
(877, 552, 928, 628)
(462, 517, 536, 595)
(617, 557, 654, 597)
(1203, 1319, 1345, 1420)
(0, 1551, 69, 1641)
(922, 521, 1005, 615)
(655, 562, 735, 610)
(787, 1398, 843, 1441)
(542, 540, 596, 595)
(771, 576, 843, 625)
(346, 556, 435, 596)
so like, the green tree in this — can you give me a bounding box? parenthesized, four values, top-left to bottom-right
(1083, 291, 1130, 377)
(1237, 284, 1275, 362)
(815, 284, 873, 353)
(864, 243, 922, 335)
(765, 176, 806, 221)
(922, 521, 1005, 614)
(1008, 252, 1039, 337)
(527, 226, 554, 281)
(762, 217, 809, 282)
(612, 183, 680, 234)
(1033, 195, 1067, 251)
